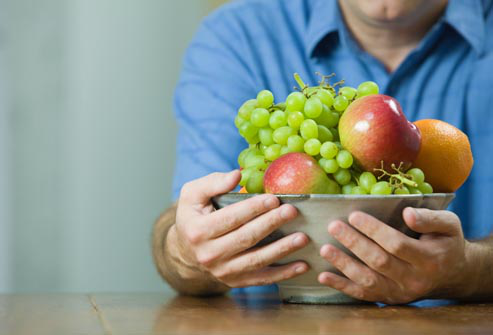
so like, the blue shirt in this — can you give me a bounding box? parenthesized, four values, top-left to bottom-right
(172, 0, 493, 303)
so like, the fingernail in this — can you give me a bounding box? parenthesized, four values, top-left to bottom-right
(292, 234, 306, 247)
(280, 205, 294, 219)
(329, 222, 342, 237)
(264, 196, 278, 208)
(295, 265, 306, 274)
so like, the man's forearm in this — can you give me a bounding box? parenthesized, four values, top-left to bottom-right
(152, 203, 229, 296)
(462, 236, 493, 300)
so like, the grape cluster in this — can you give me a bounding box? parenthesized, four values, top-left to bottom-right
(235, 73, 433, 195)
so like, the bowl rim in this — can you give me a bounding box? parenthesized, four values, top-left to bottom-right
(218, 192, 455, 200)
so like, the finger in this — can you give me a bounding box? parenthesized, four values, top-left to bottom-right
(204, 204, 298, 263)
(206, 194, 280, 238)
(318, 272, 368, 302)
(180, 170, 241, 205)
(228, 262, 309, 288)
(328, 220, 409, 280)
(224, 232, 309, 274)
(403, 208, 461, 236)
(347, 212, 425, 263)
(319, 243, 381, 290)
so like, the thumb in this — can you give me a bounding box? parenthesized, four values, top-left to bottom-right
(179, 170, 241, 205)
(402, 207, 461, 235)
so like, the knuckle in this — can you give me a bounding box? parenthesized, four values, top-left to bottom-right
(361, 274, 378, 289)
(372, 253, 391, 272)
(179, 181, 194, 199)
(247, 253, 265, 270)
(212, 267, 231, 281)
(184, 228, 203, 245)
(352, 288, 367, 301)
(216, 212, 236, 227)
(387, 240, 405, 256)
(406, 279, 432, 297)
(196, 251, 219, 267)
(235, 232, 257, 249)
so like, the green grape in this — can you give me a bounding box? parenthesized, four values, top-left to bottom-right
(339, 86, 357, 100)
(286, 92, 306, 111)
(315, 89, 334, 107)
(330, 128, 340, 141)
(246, 170, 264, 193)
(357, 81, 379, 98)
(244, 154, 267, 170)
(304, 96, 323, 118)
(280, 145, 290, 155)
(370, 181, 392, 195)
(250, 108, 270, 128)
(237, 148, 250, 168)
(238, 99, 257, 120)
(287, 135, 304, 153)
(320, 141, 338, 159)
(269, 110, 287, 129)
(239, 121, 258, 138)
(352, 186, 368, 195)
(287, 111, 304, 129)
(318, 125, 333, 143)
(408, 186, 423, 194)
(333, 95, 349, 112)
(300, 119, 318, 140)
(336, 150, 353, 169)
(418, 182, 433, 194)
(244, 154, 267, 169)
(359, 172, 377, 193)
(240, 167, 255, 186)
(235, 115, 246, 128)
(245, 134, 260, 144)
(259, 144, 268, 154)
(264, 144, 282, 161)
(321, 158, 339, 174)
(257, 90, 274, 108)
(407, 168, 425, 185)
(394, 186, 410, 194)
(258, 127, 274, 146)
(273, 126, 294, 145)
(342, 182, 356, 195)
(304, 138, 321, 156)
(334, 168, 351, 185)
(314, 106, 339, 128)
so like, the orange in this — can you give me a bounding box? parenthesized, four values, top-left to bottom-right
(239, 186, 248, 194)
(413, 119, 474, 193)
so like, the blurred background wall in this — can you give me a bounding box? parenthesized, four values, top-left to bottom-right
(0, 0, 226, 293)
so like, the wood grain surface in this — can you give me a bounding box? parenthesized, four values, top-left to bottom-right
(1, 292, 493, 335)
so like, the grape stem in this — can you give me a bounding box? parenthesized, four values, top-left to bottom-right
(294, 73, 307, 91)
(373, 161, 418, 188)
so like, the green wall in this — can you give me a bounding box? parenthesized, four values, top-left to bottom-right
(2, 0, 211, 292)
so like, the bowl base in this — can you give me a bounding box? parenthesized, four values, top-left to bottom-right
(279, 285, 367, 305)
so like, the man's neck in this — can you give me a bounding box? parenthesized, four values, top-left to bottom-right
(338, 1, 448, 73)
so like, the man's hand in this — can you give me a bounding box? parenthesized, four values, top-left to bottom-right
(318, 208, 476, 304)
(168, 170, 309, 290)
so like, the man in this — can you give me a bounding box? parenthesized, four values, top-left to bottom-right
(153, 0, 493, 304)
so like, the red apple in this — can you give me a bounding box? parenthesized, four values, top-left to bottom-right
(264, 153, 340, 194)
(338, 94, 421, 172)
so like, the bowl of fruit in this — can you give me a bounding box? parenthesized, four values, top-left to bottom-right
(213, 73, 473, 304)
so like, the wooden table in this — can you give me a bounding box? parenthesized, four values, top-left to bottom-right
(1, 292, 492, 335)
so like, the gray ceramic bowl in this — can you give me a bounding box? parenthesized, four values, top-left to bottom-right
(212, 193, 455, 304)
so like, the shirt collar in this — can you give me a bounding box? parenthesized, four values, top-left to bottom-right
(306, 0, 340, 59)
(306, 0, 488, 58)
(444, 0, 487, 55)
